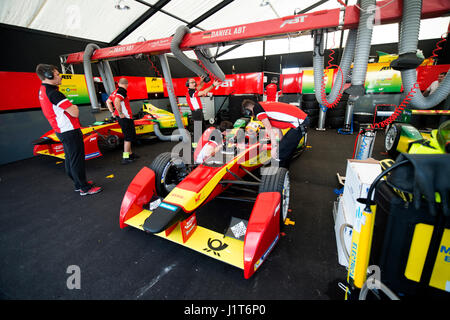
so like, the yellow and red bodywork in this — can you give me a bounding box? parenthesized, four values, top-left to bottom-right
(120, 135, 286, 278)
(33, 104, 189, 160)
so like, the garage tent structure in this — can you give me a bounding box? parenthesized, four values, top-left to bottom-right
(1, 0, 449, 61)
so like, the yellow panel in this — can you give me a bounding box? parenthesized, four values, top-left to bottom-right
(109, 128, 123, 134)
(404, 223, 434, 283)
(429, 228, 450, 292)
(347, 205, 377, 288)
(36, 150, 65, 160)
(46, 133, 59, 141)
(145, 77, 164, 93)
(125, 210, 244, 269)
(397, 137, 414, 153)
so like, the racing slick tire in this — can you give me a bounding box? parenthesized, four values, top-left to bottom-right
(150, 152, 190, 197)
(384, 123, 402, 159)
(259, 167, 290, 228)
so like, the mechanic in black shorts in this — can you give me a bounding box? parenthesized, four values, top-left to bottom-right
(106, 78, 139, 164)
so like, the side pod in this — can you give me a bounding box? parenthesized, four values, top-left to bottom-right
(243, 192, 281, 279)
(119, 167, 156, 229)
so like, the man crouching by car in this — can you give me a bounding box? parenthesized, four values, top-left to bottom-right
(241, 99, 309, 169)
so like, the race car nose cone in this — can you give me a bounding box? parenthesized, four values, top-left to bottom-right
(143, 202, 186, 233)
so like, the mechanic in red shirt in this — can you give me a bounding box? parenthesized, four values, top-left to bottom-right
(241, 99, 309, 168)
(36, 64, 102, 196)
(106, 78, 138, 164)
(186, 76, 221, 130)
(264, 77, 282, 102)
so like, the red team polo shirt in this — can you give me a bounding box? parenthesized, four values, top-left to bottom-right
(254, 101, 308, 129)
(186, 88, 203, 111)
(38, 83, 80, 133)
(264, 83, 281, 102)
(109, 87, 133, 119)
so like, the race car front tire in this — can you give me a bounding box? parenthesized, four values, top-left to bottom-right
(150, 152, 189, 197)
(259, 167, 290, 229)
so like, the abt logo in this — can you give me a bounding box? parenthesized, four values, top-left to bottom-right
(215, 79, 234, 90)
(280, 15, 307, 28)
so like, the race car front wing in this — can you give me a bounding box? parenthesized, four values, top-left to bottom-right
(119, 166, 282, 279)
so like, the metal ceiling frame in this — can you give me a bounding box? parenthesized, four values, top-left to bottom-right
(186, 0, 235, 30)
(217, 0, 329, 60)
(110, 0, 171, 45)
(110, 0, 235, 46)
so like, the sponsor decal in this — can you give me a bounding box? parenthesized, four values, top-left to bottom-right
(203, 238, 228, 257)
(202, 26, 247, 39)
(280, 15, 307, 28)
(181, 214, 197, 241)
(109, 45, 135, 54)
(85, 152, 100, 160)
(54, 145, 64, 152)
(215, 78, 235, 90)
(194, 192, 203, 203)
(170, 193, 184, 200)
(159, 202, 178, 212)
(254, 235, 279, 271)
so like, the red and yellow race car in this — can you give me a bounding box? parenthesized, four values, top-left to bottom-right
(33, 103, 189, 160)
(119, 106, 308, 278)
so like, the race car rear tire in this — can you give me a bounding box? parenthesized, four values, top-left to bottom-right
(259, 167, 290, 228)
(384, 123, 402, 159)
(150, 152, 189, 197)
(98, 134, 120, 152)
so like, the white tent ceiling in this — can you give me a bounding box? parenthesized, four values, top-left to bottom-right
(1, 0, 449, 61)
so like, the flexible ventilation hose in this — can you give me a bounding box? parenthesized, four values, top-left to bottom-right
(313, 29, 357, 106)
(348, 0, 376, 96)
(83, 43, 116, 112)
(398, 0, 450, 109)
(170, 26, 211, 81)
(100, 60, 115, 95)
(155, 54, 189, 142)
(195, 48, 226, 81)
(83, 43, 102, 112)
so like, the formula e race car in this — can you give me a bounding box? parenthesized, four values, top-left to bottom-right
(384, 120, 450, 158)
(33, 103, 189, 160)
(119, 108, 308, 278)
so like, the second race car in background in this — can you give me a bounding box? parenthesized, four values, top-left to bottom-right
(33, 103, 189, 160)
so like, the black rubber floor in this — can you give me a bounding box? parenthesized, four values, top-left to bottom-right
(0, 129, 387, 300)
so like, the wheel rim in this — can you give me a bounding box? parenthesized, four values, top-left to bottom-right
(162, 160, 185, 194)
(281, 173, 290, 222)
(385, 125, 397, 151)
